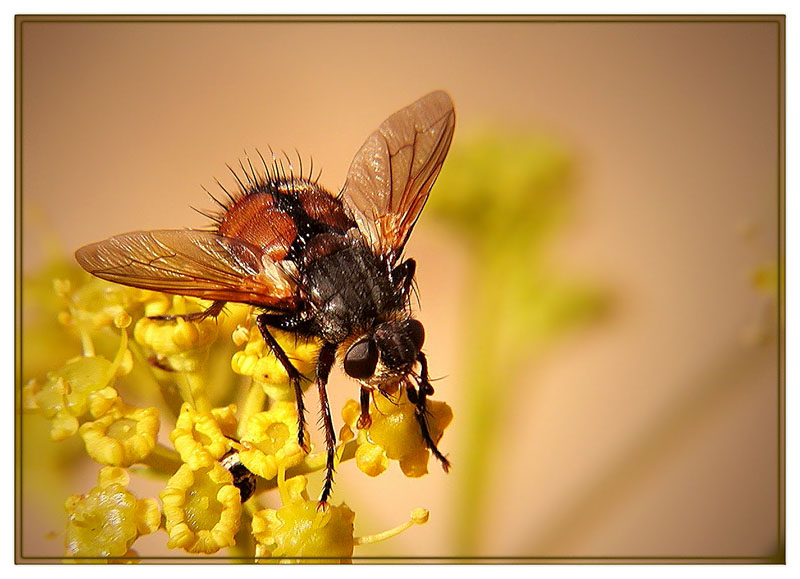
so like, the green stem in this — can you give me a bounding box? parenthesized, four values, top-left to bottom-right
(237, 379, 266, 439)
(79, 328, 95, 358)
(179, 372, 211, 412)
(126, 340, 182, 420)
(140, 443, 182, 475)
(257, 440, 358, 493)
(230, 502, 256, 560)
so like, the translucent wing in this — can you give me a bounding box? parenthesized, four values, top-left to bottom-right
(342, 90, 455, 262)
(75, 229, 299, 309)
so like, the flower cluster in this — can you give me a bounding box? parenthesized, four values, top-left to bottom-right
(23, 271, 453, 562)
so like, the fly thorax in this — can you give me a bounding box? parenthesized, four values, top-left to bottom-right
(304, 242, 398, 342)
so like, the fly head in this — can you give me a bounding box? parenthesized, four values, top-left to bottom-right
(343, 319, 425, 388)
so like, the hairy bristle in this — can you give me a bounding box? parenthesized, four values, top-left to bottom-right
(202, 185, 228, 211)
(197, 147, 322, 228)
(246, 155, 259, 185)
(190, 205, 223, 225)
(227, 163, 248, 192)
(238, 159, 254, 186)
(257, 149, 271, 180)
(296, 149, 304, 181)
(214, 177, 236, 204)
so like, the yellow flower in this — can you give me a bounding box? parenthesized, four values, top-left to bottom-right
(23, 330, 130, 441)
(133, 303, 218, 373)
(214, 302, 253, 334)
(170, 403, 237, 469)
(238, 402, 305, 479)
(342, 389, 452, 478)
(87, 386, 121, 419)
(160, 462, 242, 554)
(60, 276, 153, 332)
(61, 355, 126, 418)
(23, 376, 79, 441)
(251, 474, 355, 563)
(252, 473, 431, 563)
(79, 403, 159, 467)
(64, 467, 160, 559)
(231, 325, 317, 401)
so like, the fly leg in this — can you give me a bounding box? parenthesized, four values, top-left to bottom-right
(392, 259, 416, 298)
(407, 351, 450, 472)
(256, 313, 311, 453)
(357, 386, 372, 429)
(315, 342, 338, 508)
(149, 299, 226, 322)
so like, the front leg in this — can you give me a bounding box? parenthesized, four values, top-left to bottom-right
(149, 299, 226, 321)
(357, 386, 372, 429)
(408, 351, 451, 472)
(256, 313, 310, 452)
(392, 258, 417, 298)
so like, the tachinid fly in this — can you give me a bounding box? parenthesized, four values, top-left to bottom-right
(75, 91, 456, 506)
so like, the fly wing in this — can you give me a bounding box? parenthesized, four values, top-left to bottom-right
(75, 229, 299, 309)
(341, 90, 455, 263)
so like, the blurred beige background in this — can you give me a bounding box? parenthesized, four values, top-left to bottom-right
(18, 17, 782, 561)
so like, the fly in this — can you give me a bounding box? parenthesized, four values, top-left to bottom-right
(75, 91, 456, 506)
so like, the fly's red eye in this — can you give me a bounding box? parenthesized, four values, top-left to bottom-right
(408, 319, 425, 352)
(344, 338, 379, 379)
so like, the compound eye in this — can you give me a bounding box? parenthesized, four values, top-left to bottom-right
(344, 338, 379, 379)
(407, 319, 425, 352)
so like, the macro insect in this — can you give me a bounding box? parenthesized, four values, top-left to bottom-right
(75, 90, 455, 506)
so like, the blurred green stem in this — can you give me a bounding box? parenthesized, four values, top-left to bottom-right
(454, 247, 522, 553)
